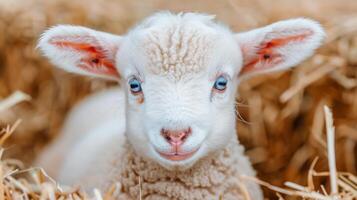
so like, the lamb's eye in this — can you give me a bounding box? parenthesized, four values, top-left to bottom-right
(128, 78, 142, 94)
(213, 76, 228, 91)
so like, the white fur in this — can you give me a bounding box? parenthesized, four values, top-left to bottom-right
(35, 87, 125, 177)
(36, 12, 325, 197)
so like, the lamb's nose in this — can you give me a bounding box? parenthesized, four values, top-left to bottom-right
(161, 128, 191, 146)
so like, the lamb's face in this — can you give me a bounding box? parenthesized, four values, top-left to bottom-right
(38, 12, 325, 171)
(117, 19, 242, 169)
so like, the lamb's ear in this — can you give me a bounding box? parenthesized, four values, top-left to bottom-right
(236, 18, 325, 79)
(38, 25, 121, 80)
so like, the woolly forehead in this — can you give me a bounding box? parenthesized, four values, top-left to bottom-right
(117, 18, 242, 81)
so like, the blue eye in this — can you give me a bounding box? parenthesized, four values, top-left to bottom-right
(128, 78, 142, 93)
(213, 76, 228, 91)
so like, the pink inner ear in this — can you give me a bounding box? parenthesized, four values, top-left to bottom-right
(240, 30, 313, 75)
(50, 36, 119, 77)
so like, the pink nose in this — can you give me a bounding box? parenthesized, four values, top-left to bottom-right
(161, 128, 191, 146)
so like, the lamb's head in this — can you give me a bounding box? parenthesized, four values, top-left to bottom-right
(38, 12, 325, 170)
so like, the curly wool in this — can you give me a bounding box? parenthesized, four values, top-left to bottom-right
(100, 141, 262, 200)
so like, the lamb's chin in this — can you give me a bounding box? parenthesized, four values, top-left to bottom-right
(156, 147, 200, 162)
(150, 145, 206, 171)
(157, 147, 199, 161)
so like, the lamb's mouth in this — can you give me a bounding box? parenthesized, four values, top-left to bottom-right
(156, 148, 199, 161)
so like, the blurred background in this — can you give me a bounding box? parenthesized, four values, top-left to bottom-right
(0, 0, 356, 199)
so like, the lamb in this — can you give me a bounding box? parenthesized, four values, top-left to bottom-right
(36, 12, 325, 200)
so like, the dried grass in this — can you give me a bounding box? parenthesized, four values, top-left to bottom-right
(0, 93, 106, 199)
(0, 0, 356, 199)
(241, 106, 357, 199)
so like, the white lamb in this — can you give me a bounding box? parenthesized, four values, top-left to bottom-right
(36, 12, 325, 200)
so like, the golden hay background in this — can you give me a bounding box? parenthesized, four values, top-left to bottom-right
(0, 0, 356, 199)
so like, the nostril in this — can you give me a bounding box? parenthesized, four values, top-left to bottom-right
(161, 127, 191, 145)
(164, 134, 171, 141)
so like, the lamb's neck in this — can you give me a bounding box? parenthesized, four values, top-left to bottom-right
(106, 139, 252, 199)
